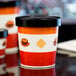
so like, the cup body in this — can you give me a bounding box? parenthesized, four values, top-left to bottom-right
(0, 1, 20, 76)
(16, 16, 61, 70)
(0, 29, 8, 76)
(0, 38, 7, 57)
(18, 27, 58, 69)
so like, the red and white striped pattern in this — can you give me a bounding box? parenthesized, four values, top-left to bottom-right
(18, 27, 58, 70)
(0, 38, 6, 57)
(0, 9, 19, 76)
(20, 51, 56, 70)
(5, 47, 19, 76)
(5, 47, 18, 67)
(0, 38, 7, 76)
(18, 33, 58, 69)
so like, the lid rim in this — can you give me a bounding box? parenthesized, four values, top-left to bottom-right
(0, 29, 8, 38)
(16, 16, 61, 27)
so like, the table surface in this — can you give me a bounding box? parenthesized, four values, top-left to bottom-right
(5, 53, 76, 76)
(19, 53, 76, 76)
(56, 54, 76, 76)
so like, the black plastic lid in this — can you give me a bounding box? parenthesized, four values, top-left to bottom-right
(0, 29, 8, 38)
(0, 1, 19, 7)
(16, 16, 61, 27)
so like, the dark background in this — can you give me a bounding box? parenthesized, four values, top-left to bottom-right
(58, 24, 76, 42)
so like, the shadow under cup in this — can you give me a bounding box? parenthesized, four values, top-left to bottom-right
(16, 16, 61, 70)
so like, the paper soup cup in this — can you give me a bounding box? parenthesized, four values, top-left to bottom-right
(16, 16, 61, 70)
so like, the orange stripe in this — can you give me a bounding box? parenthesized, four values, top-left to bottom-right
(18, 27, 56, 34)
(0, 7, 19, 14)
